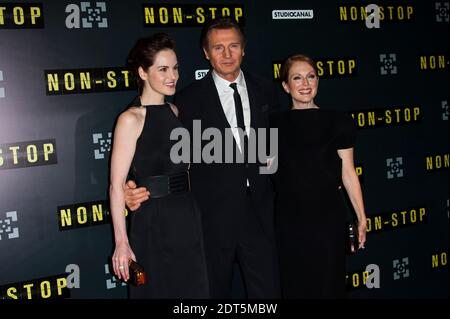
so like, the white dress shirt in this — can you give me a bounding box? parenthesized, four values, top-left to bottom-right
(212, 69, 251, 152)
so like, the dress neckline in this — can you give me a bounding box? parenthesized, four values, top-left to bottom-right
(141, 102, 168, 108)
(290, 107, 320, 111)
(290, 107, 320, 112)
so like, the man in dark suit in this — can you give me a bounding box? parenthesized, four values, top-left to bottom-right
(125, 17, 280, 298)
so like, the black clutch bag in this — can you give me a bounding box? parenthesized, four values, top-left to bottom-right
(339, 188, 359, 255)
(346, 222, 359, 255)
(128, 259, 147, 286)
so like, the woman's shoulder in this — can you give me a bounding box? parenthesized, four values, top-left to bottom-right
(269, 109, 289, 125)
(332, 109, 354, 124)
(117, 107, 144, 127)
(326, 110, 357, 139)
(167, 102, 179, 116)
(269, 108, 290, 118)
(317, 108, 339, 115)
(320, 108, 352, 120)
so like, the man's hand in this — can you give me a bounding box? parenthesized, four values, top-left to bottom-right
(124, 180, 150, 211)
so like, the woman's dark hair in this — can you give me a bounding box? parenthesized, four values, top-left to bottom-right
(200, 17, 246, 50)
(127, 33, 176, 93)
(280, 54, 318, 83)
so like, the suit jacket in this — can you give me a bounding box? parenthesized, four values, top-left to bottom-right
(174, 70, 279, 241)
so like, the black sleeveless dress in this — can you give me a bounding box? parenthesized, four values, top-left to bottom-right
(271, 108, 356, 299)
(128, 103, 209, 298)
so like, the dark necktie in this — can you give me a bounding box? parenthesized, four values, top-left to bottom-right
(229, 82, 248, 162)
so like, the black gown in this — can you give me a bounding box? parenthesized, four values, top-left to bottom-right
(128, 103, 209, 298)
(271, 108, 356, 299)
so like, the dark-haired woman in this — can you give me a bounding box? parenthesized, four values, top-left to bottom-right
(271, 54, 367, 298)
(109, 33, 209, 298)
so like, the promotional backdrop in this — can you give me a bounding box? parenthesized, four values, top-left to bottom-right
(0, 0, 448, 299)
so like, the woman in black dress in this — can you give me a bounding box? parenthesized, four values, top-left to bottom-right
(109, 33, 209, 298)
(271, 54, 367, 298)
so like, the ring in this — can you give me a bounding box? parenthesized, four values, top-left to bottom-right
(118, 265, 124, 270)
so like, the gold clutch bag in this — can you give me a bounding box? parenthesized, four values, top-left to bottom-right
(128, 259, 147, 286)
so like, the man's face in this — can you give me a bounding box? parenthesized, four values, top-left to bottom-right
(203, 28, 245, 82)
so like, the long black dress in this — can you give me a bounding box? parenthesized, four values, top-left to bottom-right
(128, 103, 209, 298)
(271, 108, 356, 299)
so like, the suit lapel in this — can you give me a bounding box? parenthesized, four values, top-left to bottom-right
(244, 72, 258, 130)
(202, 71, 232, 130)
(201, 70, 263, 135)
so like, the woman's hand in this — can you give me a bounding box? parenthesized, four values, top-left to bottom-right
(358, 218, 367, 250)
(112, 243, 136, 282)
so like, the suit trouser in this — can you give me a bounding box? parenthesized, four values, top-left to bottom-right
(202, 192, 281, 298)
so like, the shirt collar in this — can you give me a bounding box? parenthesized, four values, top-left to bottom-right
(212, 69, 246, 93)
